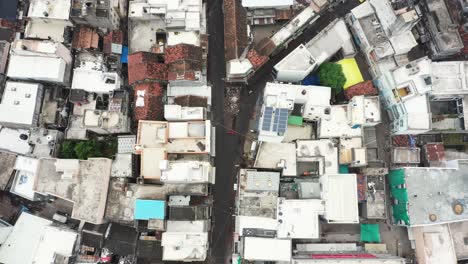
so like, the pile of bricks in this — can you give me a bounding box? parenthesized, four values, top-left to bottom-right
(345, 81, 378, 100)
(391, 135, 416, 147)
(247, 49, 269, 70)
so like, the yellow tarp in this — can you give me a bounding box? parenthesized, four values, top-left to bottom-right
(338, 58, 364, 90)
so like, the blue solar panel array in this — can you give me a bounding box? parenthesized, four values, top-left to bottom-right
(277, 108, 288, 135)
(262, 107, 274, 131)
(262, 107, 289, 135)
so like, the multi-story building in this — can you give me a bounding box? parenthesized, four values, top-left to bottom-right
(70, 0, 121, 30)
(66, 52, 129, 139)
(346, 0, 420, 77)
(377, 57, 468, 134)
(418, 0, 463, 59)
(128, 0, 206, 53)
(25, 0, 73, 43)
(0, 81, 44, 129)
(7, 39, 73, 85)
(273, 19, 356, 83)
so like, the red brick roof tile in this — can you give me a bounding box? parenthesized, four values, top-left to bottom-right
(275, 9, 295, 20)
(128, 52, 168, 85)
(72, 25, 100, 50)
(168, 71, 197, 81)
(103, 30, 123, 54)
(164, 44, 202, 64)
(133, 82, 164, 121)
(167, 60, 201, 81)
(224, 0, 248, 60)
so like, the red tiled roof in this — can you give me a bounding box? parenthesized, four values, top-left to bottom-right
(168, 71, 197, 81)
(103, 30, 123, 54)
(164, 44, 202, 64)
(72, 25, 99, 50)
(247, 49, 269, 70)
(167, 60, 201, 81)
(224, 0, 248, 60)
(275, 9, 295, 20)
(128, 52, 168, 85)
(72, 25, 99, 49)
(133, 82, 164, 121)
(345, 81, 378, 100)
(174, 95, 208, 108)
(357, 174, 367, 202)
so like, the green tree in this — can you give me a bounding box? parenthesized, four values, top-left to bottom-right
(318, 62, 347, 93)
(74, 140, 103, 160)
(60, 141, 76, 159)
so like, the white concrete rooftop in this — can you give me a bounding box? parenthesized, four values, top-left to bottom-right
(318, 105, 362, 138)
(160, 160, 214, 184)
(136, 120, 211, 154)
(34, 158, 112, 224)
(242, 0, 293, 8)
(254, 142, 297, 176)
(7, 40, 72, 84)
(276, 198, 325, 239)
(164, 105, 206, 121)
(28, 0, 71, 20)
(0, 127, 32, 155)
(10, 156, 39, 201)
(243, 237, 292, 262)
(0, 82, 42, 128)
(162, 220, 209, 262)
(0, 213, 77, 264)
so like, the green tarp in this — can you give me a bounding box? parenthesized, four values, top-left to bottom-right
(288, 115, 303, 126)
(390, 187, 408, 202)
(388, 169, 405, 187)
(339, 165, 349, 174)
(388, 169, 410, 225)
(361, 224, 381, 243)
(392, 203, 410, 225)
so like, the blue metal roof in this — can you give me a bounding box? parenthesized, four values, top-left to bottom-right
(134, 199, 166, 220)
(121, 46, 129, 63)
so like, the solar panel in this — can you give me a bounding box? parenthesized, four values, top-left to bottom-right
(277, 108, 289, 134)
(262, 107, 274, 131)
(272, 110, 281, 132)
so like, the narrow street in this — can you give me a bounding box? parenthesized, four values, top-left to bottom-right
(207, 0, 362, 263)
(207, 0, 237, 263)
